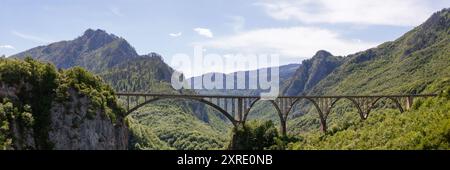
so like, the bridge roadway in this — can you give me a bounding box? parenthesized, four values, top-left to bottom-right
(116, 93, 437, 136)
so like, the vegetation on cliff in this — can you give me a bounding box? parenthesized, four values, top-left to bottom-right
(0, 57, 125, 149)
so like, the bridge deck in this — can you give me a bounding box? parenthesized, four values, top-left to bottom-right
(115, 92, 437, 98)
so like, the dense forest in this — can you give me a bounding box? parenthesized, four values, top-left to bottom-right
(292, 89, 450, 149)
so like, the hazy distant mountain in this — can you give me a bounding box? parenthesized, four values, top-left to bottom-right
(188, 64, 300, 96)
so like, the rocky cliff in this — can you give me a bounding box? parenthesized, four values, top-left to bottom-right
(282, 50, 343, 96)
(47, 88, 128, 150)
(0, 58, 128, 150)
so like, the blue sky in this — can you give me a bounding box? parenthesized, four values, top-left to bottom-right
(0, 0, 448, 76)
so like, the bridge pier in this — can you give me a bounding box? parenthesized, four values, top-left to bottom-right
(237, 98, 243, 121)
(320, 119, 327, 132)
(271, 99, 293, 137)
(405, 96, 414, 110)
(279, 118, 287, 137)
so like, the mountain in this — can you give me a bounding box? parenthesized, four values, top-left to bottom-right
(11, 29, 178, 95)
(189, 64, 300, 96)
(13, 29, 139, 73)
(283, 8, 449, 98)
(282, 50, 343, 96)
(287, 8, 450, 135)
(308, 8, 450, 96)
(99, 53, 174, 93)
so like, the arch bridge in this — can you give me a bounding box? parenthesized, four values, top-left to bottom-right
(116, 93, 437, 136)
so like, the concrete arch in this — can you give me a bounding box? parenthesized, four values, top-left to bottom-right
(270, 97, 328, 135)
(287, 97, 366, 132)
(126, 96, 239, 127)
(270, 100, 290, 136)
(367, 96, 404, 116)
(321, 97, 365, 120)
(288, 97, 325, 119)
(331, 97, 368, 120)
(242, 98, 262, 123)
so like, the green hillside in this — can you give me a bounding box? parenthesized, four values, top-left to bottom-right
(127, 104, 228, 150)
(309, 9, 450, 95)
(291, 89, 450, 150)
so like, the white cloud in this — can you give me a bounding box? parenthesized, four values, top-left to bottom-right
(12, 31, 53, 43)
(109, 6, 124, 17)
(169, 32, 182, 37)
(228, 16, 246, 32)
(194, 26, 378, 58)
(194, 28, 214, 38)
(256, 0, 447, 26)
(0, 45, 15, 50)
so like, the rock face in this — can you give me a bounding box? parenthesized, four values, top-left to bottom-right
(48, 89, 128, 150)
(282, 50, 343, 96)
(0, 85, 128, 150)
(0, 58, 128, 150)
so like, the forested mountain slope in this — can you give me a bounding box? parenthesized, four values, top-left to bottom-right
(13, 29, 139, 73)
(287, 8, 450, 137)
(309, 8, 450, 95)
(291, 88, 450, 150)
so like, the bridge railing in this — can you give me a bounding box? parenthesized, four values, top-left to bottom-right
(115, 93, 437, 98)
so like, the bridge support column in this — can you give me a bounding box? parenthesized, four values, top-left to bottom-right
(237, 98, 243, 121)
(127, 96, 130, 111)
(320, 118, 327, 133)
(405, 96, 414, 111)
(280, 118, 287, 137)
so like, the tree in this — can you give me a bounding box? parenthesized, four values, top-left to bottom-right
(227, 120, 280, 150)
